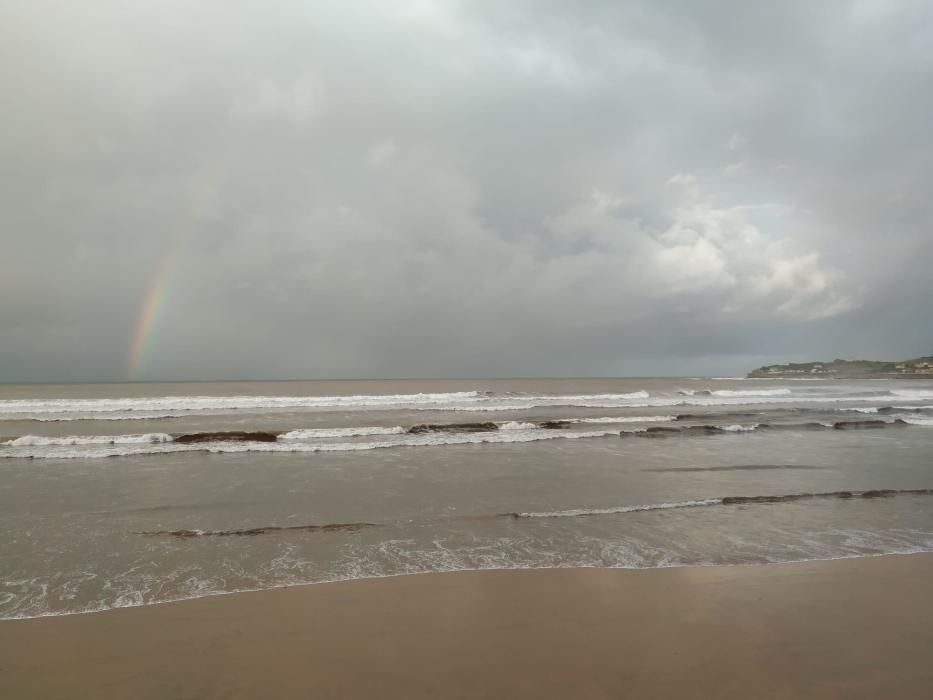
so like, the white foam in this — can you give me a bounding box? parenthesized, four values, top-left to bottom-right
(516, 499, 723, 518)
(450, 390, 650, 408)
(279, 426, 405, 440)
(2, 433, 173, 447)
(892, 389, 933, 399)
(205, 428, 621, 453)
(710, 389, 792, 397)
(619, 394, 930, 409)
(572, 391, 650, 400)
(26, 412, 230, 422)
(0, 390, 652, 420)
(442, 404, 538, 412)
(497, 421, 537, 430)
(841, 407, 880, 414)
(721, 424, 759, 432)
(563, 415, 675, 424)
(453, 395, 881, 411)
(897, 416, 933, 426)
(0, 392, 483, 416)
(1, 428, 621, 460)
(8, 386, 933, 422)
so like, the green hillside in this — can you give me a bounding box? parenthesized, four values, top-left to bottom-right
(747, 356, 933, 378)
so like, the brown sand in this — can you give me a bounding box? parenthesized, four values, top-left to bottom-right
(2, 554, 932, 699)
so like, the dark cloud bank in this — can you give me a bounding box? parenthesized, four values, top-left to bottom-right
(2, 1, 931, 382)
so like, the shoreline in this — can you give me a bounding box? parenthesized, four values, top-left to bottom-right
(3, 549, 931, 623)
(3, 554, 932, 698)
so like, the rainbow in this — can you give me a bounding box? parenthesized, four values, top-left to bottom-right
(127, 252, 174, 380)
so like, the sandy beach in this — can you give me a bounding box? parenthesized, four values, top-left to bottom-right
(1, 554, 931, 699)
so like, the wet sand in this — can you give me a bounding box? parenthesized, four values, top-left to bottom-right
(2, 554, 932, 699)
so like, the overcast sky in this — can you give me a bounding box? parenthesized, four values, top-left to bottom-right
(2, 1, 931, 382)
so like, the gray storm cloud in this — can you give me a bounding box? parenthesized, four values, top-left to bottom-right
(1, 1, 931, 381)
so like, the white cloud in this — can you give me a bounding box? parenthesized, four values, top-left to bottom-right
(548, 178, 857, 321)
(666, 173, 696, 187)
(366, 140, 398, 168)
(723, 160, 747, 176)
(230, 79, 318, 123)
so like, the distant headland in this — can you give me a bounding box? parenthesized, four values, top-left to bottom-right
(748, 356, 933, 378)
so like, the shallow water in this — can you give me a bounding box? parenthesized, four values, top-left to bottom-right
(2, 377, 932, 618)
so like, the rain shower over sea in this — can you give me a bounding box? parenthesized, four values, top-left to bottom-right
(2, 376, 933, 618)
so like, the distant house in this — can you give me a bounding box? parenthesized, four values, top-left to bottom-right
(897, 361, 932, 374)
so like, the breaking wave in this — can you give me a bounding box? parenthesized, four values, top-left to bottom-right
(0, 390, 663, 420)
(139, 522, 378, 538)
(507, 489, 933, 519)
(2, 433, 173, 447)
(498, 421, 538, 430)
(891, 389, 933, 399)
(630, 420, 912, 437)
(19, 413, 211, 423)
(0, 392, 483, 416)
(0, 428, 622, 459)
(506, 499, 722, 518)
(561, 415, 675, 424)
(6, 385, 933, 422)
(710, 389, 792, 397)
(3, 415, 928, 459)
(280, 426, 406, 440)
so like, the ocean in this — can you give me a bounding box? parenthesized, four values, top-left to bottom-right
(2, 376, 933, 619)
